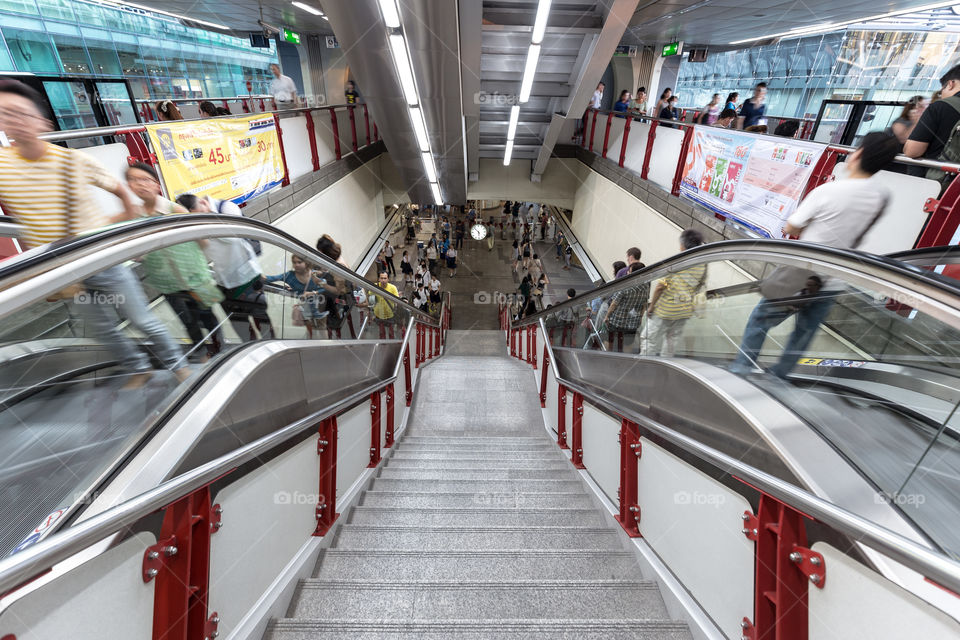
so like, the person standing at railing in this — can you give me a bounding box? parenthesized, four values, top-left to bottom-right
(714, 108, 737, 129)
(345, 81, 360, 105)
(728, 132, 900, 378)
(643, 229, 705, 357)
(269, 63, 298, 110)
(724, 92, 739, 112)
(654, 88, 673, 116)
(698, 94, 721, 125)
(155, 100, 183, 121)
(905, 66, 960, 188)
(613, 90, 631, 116)
(630, 87, 647, 115)
(590, 82, 605, 110)
(198, 101, 219, 118)
(738, 82, 768, 129)
(0, 79, 189, 389)
(658, 96, 680, 129)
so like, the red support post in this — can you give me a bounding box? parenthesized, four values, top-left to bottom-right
(641, 120, 658, 181)
(570, 392, 585, 468)
(304, 110, 320, 171)
(581, 111, 589, 148)
(314, 416, 339, 536)
(348, 106, 359, 153)
(526, 326, 533, 365)
(123, 131, 155, 166)
(369, 391, 381, 467)
(434, 327, 440, 356)
(373, 121, 379, 142)
(916, 172, 960, 247)
(415, 324, 423, 367)
(539, 345, 549, 407)
(385, 382, 395, 448)
(403, 344, 413, 406)
(801, 148, 842, 200)
(329, 108, 343, 160)
(260, 98, 267, 112)
(557, 384, 569, 449)
(147, 486, 219, 640)
(619, 116, 632, 168)
(601, 111, 614, 158)
(671, 125, 696, 197)
(741, 494, 824, 640)
(272, 113, 291, 187)
(241, 98, 250, 114)
(588, 109, 598, 152)
(615, 418, 642, 537)
(363, 104, 371, 146)
(531, 327, 537, 369)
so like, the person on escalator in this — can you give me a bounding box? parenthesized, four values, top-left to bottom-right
(602, 262, 648, 352)
(727, 132, 900, 378)
(263, 255, 329, 339)
(643, 230, 706, 357)
(0, 79, 188, 388)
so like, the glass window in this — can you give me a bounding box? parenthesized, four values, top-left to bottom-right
(0, 32, 15, 72)
(0, 0, 38, 16)
(115, 41, 145, 76)
(84, 38, 121, 75)
(50, 33, 90, 74)
(34, 0, 74, 21)
(2, 26, 61, 73)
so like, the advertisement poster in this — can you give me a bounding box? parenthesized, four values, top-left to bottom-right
(145, 115, 285, 205)
(679, 126, 824, 238)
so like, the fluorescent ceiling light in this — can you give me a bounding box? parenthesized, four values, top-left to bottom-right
(729, 0, 960, 44)
(531, 0, 552, 44)
(421, 152, 438, 183)
(430, 182, 443, 205)
(99, 1, 229, 30)
(292, 2, 323, 16)
(388, 34, 419, 106)
(507, 105, 520, 140)
(379, 0, 401, 28)
(519, 44, 540, 103)
(503, 139, 515, 166)
(409, 107, 430, 151)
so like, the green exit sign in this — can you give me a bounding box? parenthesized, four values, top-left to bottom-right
(283, 28, 301, 44)
(662, 41, 680, 57)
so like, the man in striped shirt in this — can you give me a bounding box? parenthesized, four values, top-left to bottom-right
(0, 79, 186, 387)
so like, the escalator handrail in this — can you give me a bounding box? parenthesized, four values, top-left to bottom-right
(509, 238, 960, 331)
(0, 366, 401, 598)
(536, 322, 960, 596)
(0, 214, 442, 328)
(886, 244, 960, 267)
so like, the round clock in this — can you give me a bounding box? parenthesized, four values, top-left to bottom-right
(470, 224, 487, 240)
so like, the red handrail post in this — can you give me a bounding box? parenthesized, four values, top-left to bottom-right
(385, 382, 395, 448)
(581, 111, 589, 147)
(304, 110, 320, 171)
(403, 343, 413, 405)
(241, 98, 250, 114)
(601, 111, 613, 158)
(373, 121, 379, 142)
(619, 116, 632, 168)
(329, 108, 343, 160)
(917, 172, 960, 247)
(570, 392, 585, 468)
(272, 113, 291, 187)
(671, 125, 696, 197)
(801, 148, 841, 200)
(588, 109, 598, 152)
(539, 345, 549, 407)
(348, 106, 359, 153)
(641, 120, 658, 181)
(123, 131, 155, 166)
(363, 104, 371, 146)
(531, 326, 537, 369)
(615, 418, 642, 537)
(557, 384, 569, 449)
(314, 416, 339, 536)
(526, 326, 533, 365)
(368, 391, 381, 467)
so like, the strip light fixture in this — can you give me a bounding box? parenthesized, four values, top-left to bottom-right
(291, 2, 323, 16)
(379, 0, 443, 203)
(100, 1, 229, 30)
(505, 0, 552, 166)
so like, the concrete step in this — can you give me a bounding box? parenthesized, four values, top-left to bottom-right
(378, 468, 574, 481)
(390, 451, 559, 461)
(409, 430, 545, 438)
(265, 619, 693, 639)
(370, 478, 582, 492)
(346, 506, 604, 527)
(359, 491, 596, 509)
(314, 549, 639, 581)
(289, 580, 669, 620)
(400, 436, 549, 445)
(395, 442, 555, 452)
(332, 525, 623, 551)
(384, 459, 570, 471)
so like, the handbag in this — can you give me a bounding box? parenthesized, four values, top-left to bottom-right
(291, 303, 305, 327)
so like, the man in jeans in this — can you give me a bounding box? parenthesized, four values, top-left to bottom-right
(728, 132, 900, 378)
(0, 79, 187, 387)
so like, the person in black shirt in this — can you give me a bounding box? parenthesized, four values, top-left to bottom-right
(345, 80, 360, 104)
(659, 96, 680, 128)
(904, 64, 960, 166)
(739, 82, 768, 129)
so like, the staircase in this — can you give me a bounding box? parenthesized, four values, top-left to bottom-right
(266, 331, 693, 639)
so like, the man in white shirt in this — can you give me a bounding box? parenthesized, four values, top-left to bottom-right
(728, 131, 900, 378)
(590, 82, 604, 110)
(269, 63, 298, 109)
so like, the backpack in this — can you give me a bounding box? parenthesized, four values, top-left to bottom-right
(926, 95, 960, 188)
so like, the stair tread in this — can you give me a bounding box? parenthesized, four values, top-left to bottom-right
(298, 580, 658, 589)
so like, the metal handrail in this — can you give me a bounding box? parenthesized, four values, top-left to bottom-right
(509, 238, 960, 332)
(544, 348, 960, 595)
(0, 373, 397, 597)
(0, 214, 442, 329)
(134, 95, 273, 105)
(584, 107, 960, 173)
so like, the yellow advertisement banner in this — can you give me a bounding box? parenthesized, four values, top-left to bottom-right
(145, 115, 285, 205)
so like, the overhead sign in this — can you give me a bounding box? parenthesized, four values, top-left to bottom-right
(145, 114, 285, 205)
(662, 41, 682, 57)
(614, 45, 638, 57)
(325, 35, 339, 48)
(283, 28, 301, 44)
(678, 126, 825, 238)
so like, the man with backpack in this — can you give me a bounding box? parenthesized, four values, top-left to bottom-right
(905, 64, 960, 191)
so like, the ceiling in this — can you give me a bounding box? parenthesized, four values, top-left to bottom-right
(623, 0, 956, 47)
(114, 0, 335, 36)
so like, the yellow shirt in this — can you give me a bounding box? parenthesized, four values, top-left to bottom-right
(653, 264, 707, 320)
(0, 143, 119, 248)
(373, 282, 400, 319)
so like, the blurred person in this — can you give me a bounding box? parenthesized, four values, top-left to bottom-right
(383, 240, 396, 277)
(269, 63, 298, 109)
(630, 87, 647, 115)
(345, 80, 360, 104)
(446, 243, 458, 277)
(659, 96, 680, 127)
(313, 234, 355, 338)
(155, 100, 183, 121)
(615, 247, 642, 278)
(590, 82, 605, 109)
(715, 108, 737, 128)
(699, 93, 721, 125)
(773, 120, 800, 138)
(889, 95, 927, 145)
(198, 101, 219, 118)
(264, 255, 328, 338)
(728, 132, 899, 378)
(643, 230, 706, 357)
(613, 90, 631, 114)
(563, 243, 573, 270)
(428, 275, 442, 315)
(486, 217, 496, 251)
(739, 82, 768, 129)
(0, 80, 187, 387)
(511, 239, 521, 272)
(401, 249, 414, 286)
(215, 106, 231, 116)
(370, 271, 399, 339)
(556, 288, 578, 347)
(724, 92, 739, 111)
(654, 88, 673, 115)
(602, 262, 648, 352)
(426, 239, 438, 276)
(744, 124, 768, 134)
